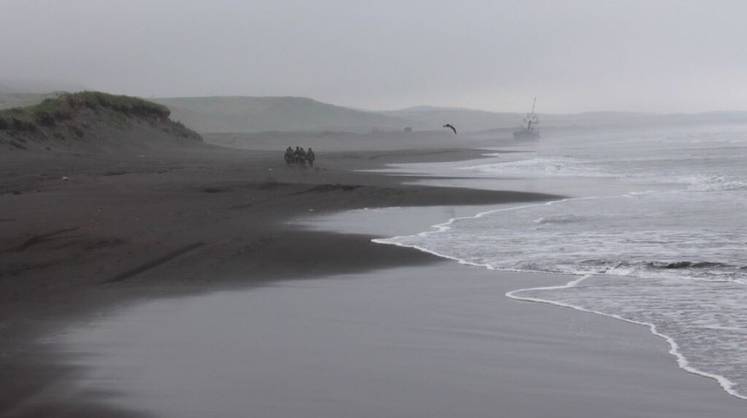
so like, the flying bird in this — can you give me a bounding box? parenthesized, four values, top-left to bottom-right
(443, 123, 457, 135)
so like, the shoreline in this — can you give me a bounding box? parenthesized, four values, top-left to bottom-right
(506, 275, 747, 400)
(311, 204, 747, 415)
(371, 198, 747, 401)
(50, 250, 747, 418)
(0, 144, 557, 416)
(3, 143, 746, 416)
(364, 156, 747, 403)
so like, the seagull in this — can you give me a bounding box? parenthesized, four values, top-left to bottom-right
(443, 123, 457, 135)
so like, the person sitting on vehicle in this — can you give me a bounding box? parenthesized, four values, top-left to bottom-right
(284, 146, 294, 165)
(306, 147, 315, 167)
(294, 146, 307, 165)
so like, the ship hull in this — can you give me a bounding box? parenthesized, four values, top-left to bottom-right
(513, 129, 540, 140)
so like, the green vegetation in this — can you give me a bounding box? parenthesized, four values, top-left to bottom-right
(0, 91, 171, 132)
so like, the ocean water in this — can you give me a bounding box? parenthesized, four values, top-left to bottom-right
(376, 124, 747, 399)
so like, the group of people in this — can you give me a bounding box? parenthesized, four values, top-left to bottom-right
(284, 146, 315, 167)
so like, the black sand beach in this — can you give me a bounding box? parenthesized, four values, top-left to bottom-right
(2, 138, 746, 417)
(0, 140, 552, 416)
(4, 1, 747, 415)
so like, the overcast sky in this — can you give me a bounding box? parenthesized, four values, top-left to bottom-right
(2, 0, 746, 112)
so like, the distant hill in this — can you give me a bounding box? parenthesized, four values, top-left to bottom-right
(387, 107, 747, 132)
(157, 96, 747, 135)
(382, 106, 523, 131)
(523, 111, 747, 131)
(154, 96, 410, 133)
(0, 92, 201, 153)
(8, 91, 747, 136)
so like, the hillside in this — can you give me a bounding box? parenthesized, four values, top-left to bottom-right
(7, 91, 747, 137)
(154, 96, 409, 133)
(0, 91, 202, 153)
(158, 96, 747, 136)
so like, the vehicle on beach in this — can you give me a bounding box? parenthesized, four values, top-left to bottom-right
(284, 146, 315, 167)
(513, 97, 540, 140)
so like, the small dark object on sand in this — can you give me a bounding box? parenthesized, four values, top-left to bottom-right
(306, 147, 315, 167)
(284, 146, 317, 168)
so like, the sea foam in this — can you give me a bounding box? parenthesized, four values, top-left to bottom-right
(373, 125, 747, 400)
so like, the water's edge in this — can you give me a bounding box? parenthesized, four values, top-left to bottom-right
(372, 203, 747, 401)
(506, 277, 747, 400)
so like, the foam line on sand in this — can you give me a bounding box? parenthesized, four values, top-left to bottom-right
(372, 196, 747, 401)
(506, 275, 747, 400)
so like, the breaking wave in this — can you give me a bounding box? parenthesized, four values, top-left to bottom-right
(463, 157, 610, 178)
(373, 190, 747, 399)
(374, 126, 747, 399)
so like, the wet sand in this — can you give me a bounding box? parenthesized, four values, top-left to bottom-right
(50, 263, 746, 418)
(0, 142, 552, 416)
(2, 140, 746, 416)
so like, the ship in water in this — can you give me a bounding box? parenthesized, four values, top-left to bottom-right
(513, 98, 540, 140)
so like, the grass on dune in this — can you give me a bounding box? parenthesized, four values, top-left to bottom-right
(0, 91, 171, 131)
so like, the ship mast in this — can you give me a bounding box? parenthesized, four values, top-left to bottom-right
(513, 98, 541, 139)
(524, 97, 538, 131)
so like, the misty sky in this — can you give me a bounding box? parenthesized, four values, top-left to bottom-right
(2, 0, 747, 113)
